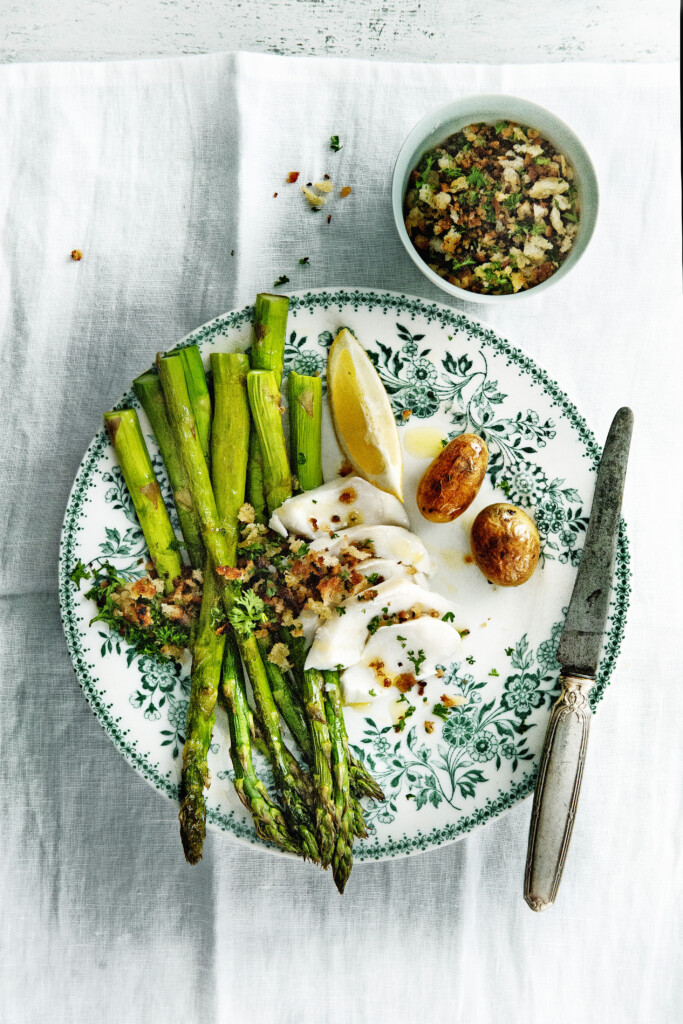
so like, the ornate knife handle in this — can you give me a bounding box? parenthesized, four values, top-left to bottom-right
(524, 674, 593, 911)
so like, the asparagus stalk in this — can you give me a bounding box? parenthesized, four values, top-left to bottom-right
(210, 353, 250, 566)
(157, 352, 318, 861)
(248, 294, 289, 520)
(284, 369, 382, 810)
(247, 432, 267, 524)
(220, 632, 300, 853)
(247, 370, 293, 514)
(248, 705, 317, 812)
(274, 643, 382, 806)
(211, 351, 300, 854)
(103, 409, 182, 593)
(302, 668, 337, 868)
(175, 344, 223, 860)
(238, 636, 319, 861)
(324, 671, 354, 893)
(288, 372, 323, 492)
(251, 293, 289, 385)
(179, 346, 212, 469)
(133, 372, 205, 569)
(259, 640, 311, 755)
(178, 566, 225, 863)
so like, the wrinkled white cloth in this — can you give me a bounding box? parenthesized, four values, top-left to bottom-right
(0, 53, 680, 1024)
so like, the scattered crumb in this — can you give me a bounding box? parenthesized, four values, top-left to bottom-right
(464, 554, 473, 564)
(238, 503, 256, 524)
(301, 185, 326, 209)
(327, 214, 332, 223)
(268, 642, 291, 671)
(402, 409, 412, 420)
(286, 171, 300, 183)
(424, 721, 435, 734)
(71, 249, 83, 261)
(273, 192, 278, 198)
(340, 186, 352, 198)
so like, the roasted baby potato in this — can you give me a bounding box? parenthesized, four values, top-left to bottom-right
(417, 433, 488, 522)
(470, 503, 540, 587)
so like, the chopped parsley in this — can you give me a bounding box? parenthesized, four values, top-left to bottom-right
(394, 703, 415, 733)
(228, 588, 267, 637)
(79, 561, 190, 663)
(329, 135, 342, 152)
(466, 167, 488, 188)
(336, 606, 347, 616)
(273, 275, 290, 287)
(416, 154, 435, 188)
(365, 572, 381, 585)
(299, 256, 310, 265)
(442, 611, 455, 623)
(505, 646, 514, 656)
(488, 668, 500, 677)
(70, 558, 92, 590)
(432, 703, 450, 722)
(406, 648, 426, 675)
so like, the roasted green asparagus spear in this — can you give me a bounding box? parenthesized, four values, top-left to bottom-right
(103, 409, 182, 593)
(247, 369, 293, 514)
(178, 566, 224, 863)
(288, 371, 323, 492)
(179, 345, 212, 470)
(248, 294, 289, 520)
(133, 371, 205, 569)
(324, 671, 354, 893)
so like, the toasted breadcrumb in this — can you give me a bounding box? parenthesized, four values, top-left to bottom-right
(268, 642, 292, 670)
(238, 503, 256, 523)
(302, 185, 326, 208)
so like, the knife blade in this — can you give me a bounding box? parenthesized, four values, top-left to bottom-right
(524, 406, 633, 911)
(556, 406, 634, 677)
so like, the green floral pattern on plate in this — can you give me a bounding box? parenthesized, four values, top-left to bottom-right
(58, 288, 630, 861)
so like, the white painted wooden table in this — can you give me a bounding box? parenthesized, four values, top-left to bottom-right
(0, 0, 677, 64)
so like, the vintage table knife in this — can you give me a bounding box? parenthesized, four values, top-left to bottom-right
(524, 406, 634, 911)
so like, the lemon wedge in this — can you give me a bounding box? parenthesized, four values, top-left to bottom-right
(327, 328, 403, 500)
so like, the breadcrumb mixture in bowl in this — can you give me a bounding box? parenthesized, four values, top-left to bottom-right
(405, 121, 580, 295)
(392, 96, 598, 303)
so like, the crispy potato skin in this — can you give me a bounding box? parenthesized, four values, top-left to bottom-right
(417, 433, 488, 523)
(470, 503, 540, 587)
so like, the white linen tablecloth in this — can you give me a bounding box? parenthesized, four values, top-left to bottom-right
(0, 53, 680, 1024)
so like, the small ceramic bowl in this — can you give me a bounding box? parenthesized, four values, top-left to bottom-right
(392, 94, 599, 303)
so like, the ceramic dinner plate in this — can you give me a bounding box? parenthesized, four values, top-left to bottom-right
(59, 288, 629, 861)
